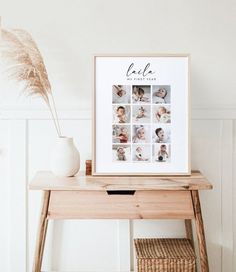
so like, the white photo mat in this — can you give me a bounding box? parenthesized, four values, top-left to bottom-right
(93, 55, 190, 175)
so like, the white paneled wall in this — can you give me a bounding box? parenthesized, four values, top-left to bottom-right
(0, 108, 235, 272)
(1, 1, 235, 271)
(0, 121, 10, 271)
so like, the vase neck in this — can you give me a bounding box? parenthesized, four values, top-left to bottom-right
(57, 136, 73, 144)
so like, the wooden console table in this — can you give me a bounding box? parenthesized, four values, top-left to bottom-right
(29, 170, 212, 272)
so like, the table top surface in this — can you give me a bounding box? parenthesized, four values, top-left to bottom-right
(29, 170, 213, 191)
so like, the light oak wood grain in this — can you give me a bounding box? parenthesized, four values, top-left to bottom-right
(32, 191, 50, 272)
(185, 219, 194, 247)
(47, 190, 194, 219)
(192, 190, 209, 272)
(185, 218, 197, 272)
(29, 171, 212, 272)
(29, 170, 213, 191)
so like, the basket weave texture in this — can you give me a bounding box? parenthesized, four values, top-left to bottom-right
(134, 238, 196, 272)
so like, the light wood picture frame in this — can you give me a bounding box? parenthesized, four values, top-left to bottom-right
(92, 54, 190, 176)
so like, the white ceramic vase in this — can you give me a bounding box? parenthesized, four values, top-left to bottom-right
(50, 137, 80, 177)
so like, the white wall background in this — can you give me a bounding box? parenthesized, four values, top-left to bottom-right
(0, 0, 236, 271)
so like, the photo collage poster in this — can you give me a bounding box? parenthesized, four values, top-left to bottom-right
(112, 85, 171, 163)
(94, 56, 189, 175)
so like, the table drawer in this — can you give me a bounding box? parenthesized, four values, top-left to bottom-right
(48, 190, 194, 219)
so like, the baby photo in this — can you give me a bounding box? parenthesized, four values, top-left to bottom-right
(112, 145, 131, 162)
(132, 85, 151, 104)
(132, 125, 150, 143)
(112, 85, 131, 104)
(153, 105, 171, 123)
(152, 85, 171, 104)
(132, 105, 151, 123)
(152, 125, 171, 143)
(113, 105, 131, 123)
(132, 145, 151, 162)
(112, 125, 131, 144)
(153, 144, 171, 162)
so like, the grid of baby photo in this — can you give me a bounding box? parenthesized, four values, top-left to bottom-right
(112, 85, 171, 163)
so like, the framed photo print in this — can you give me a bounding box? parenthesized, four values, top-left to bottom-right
(93, 55, 190, 176)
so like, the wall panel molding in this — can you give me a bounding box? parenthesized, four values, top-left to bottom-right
(220, 120, 234, 272)
(233, 120, 236, 272)
(8, 120, 28, 272)
(2, 105, 236, 120)
(0, 121, 11, 272)
(117, 220, 131, 272)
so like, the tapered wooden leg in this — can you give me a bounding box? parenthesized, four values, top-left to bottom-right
(185, 219, 197, 272)
(32, 191, 50, 272)
(185, 219, 194, 247)
(191, 190, 209, 272)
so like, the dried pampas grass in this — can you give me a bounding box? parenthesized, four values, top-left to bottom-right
(0, 28, 61, 136)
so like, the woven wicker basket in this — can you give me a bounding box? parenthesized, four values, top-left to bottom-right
(134, 238, 196, 272)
